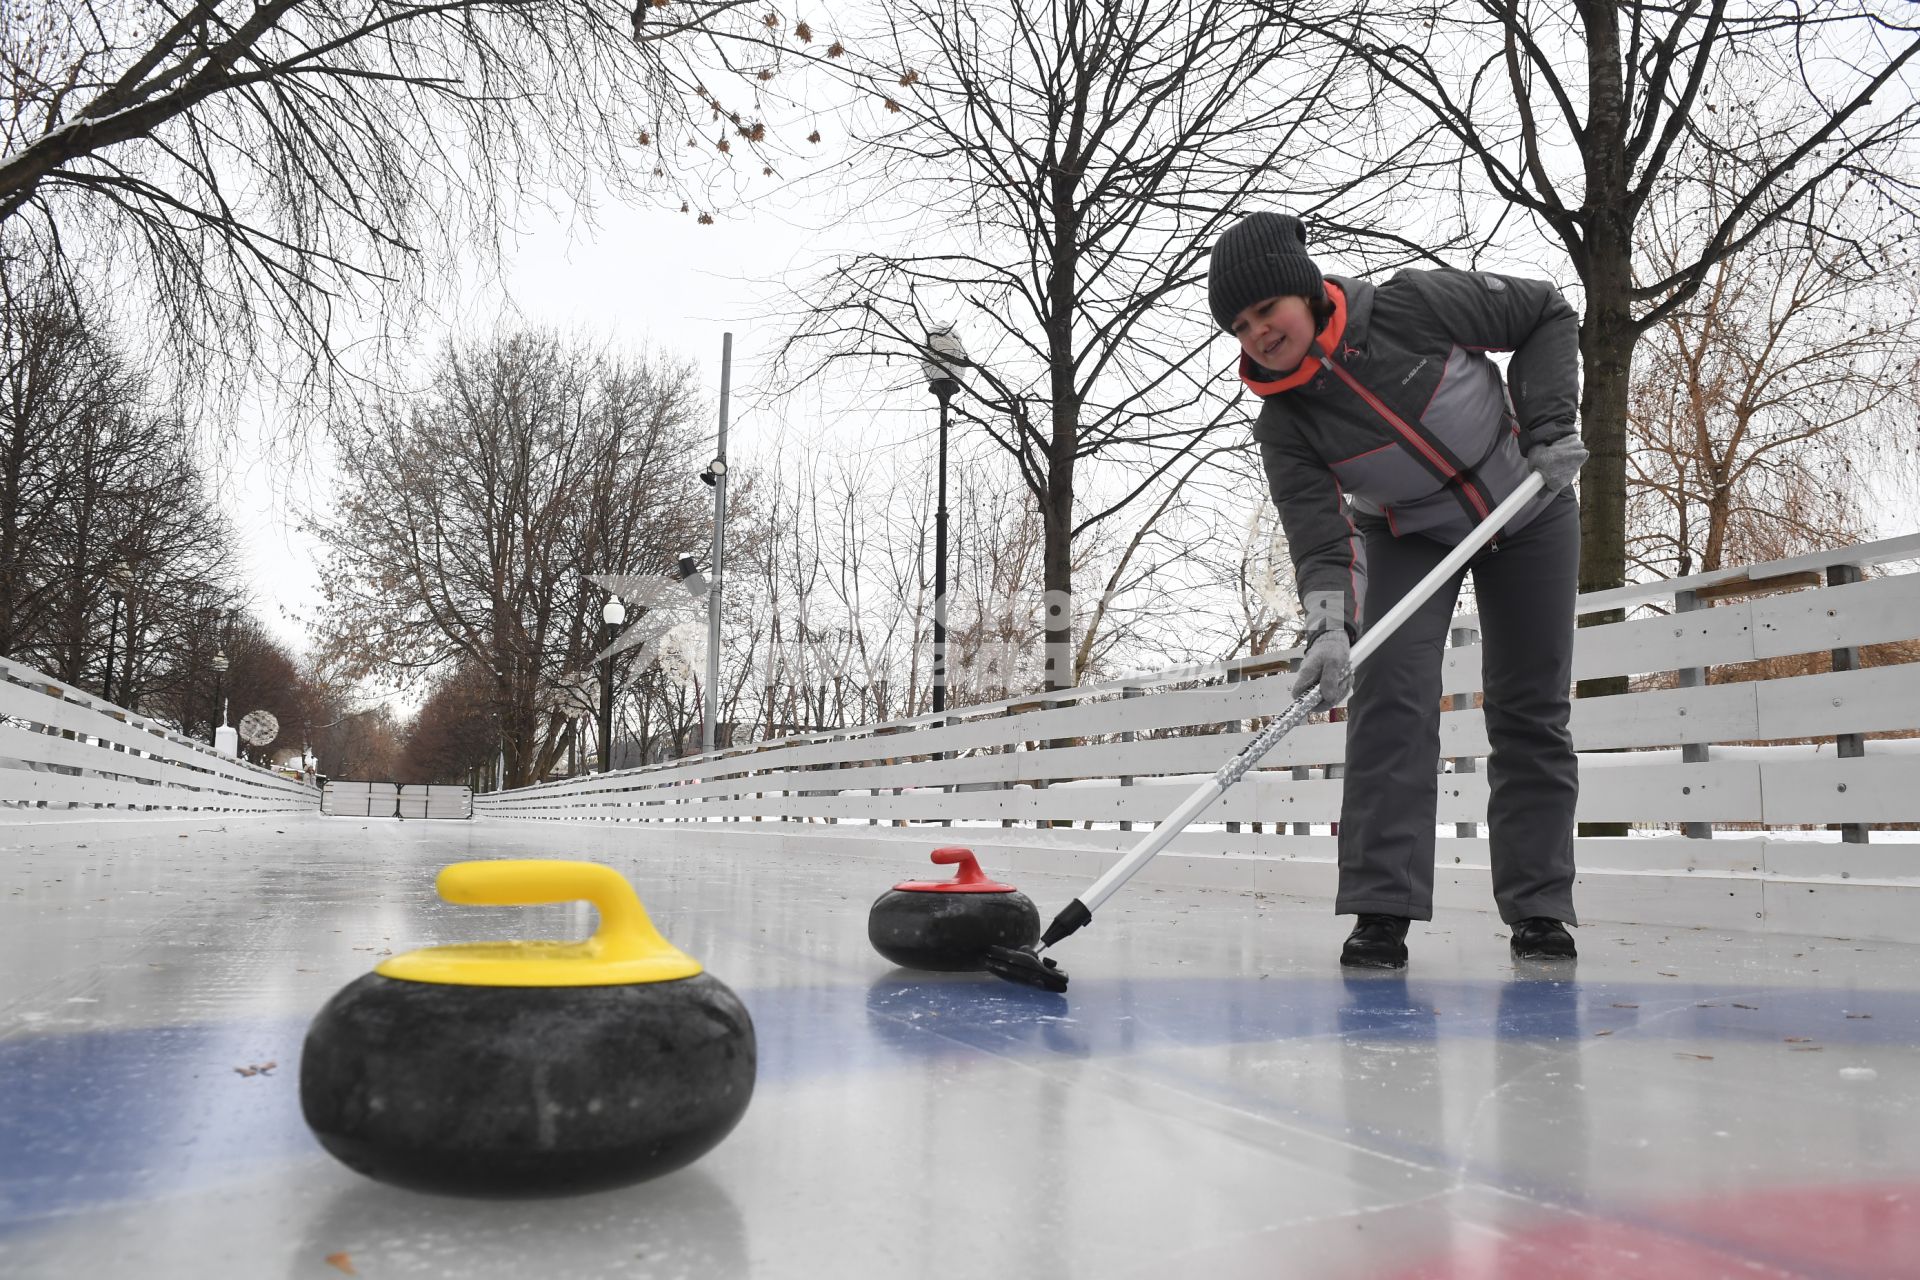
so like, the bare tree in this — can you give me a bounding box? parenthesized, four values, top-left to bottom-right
(945, 466, 1046, 706)
(313, 328, 708, 786)
(1283, 0, 1920, 618)
(219, 615, 315, 765)
(0, 270, 132, 660)
(1628, 174, 1919, 578)
(1193, 456, 1297, 664)
(778, 0, 1444, 692)
(715, 436, 1236, 732)
(315, 703, 404, 783)
(732, 448, 907, 734)
(0, 0, 847, 410)
(401, 661, 498, 785)
(811, 450, 920, 724)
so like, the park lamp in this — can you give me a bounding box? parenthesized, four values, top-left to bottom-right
(700, 458, 727, 487)
(921, 321, 970, 721)
(921, 322, 969, 402)
(598, 595, 624, 775)
(209, 652, 230, 739)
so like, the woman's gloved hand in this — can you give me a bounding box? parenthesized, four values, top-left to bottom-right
(1527, 435, 1589, 493)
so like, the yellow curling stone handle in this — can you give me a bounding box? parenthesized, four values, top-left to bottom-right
(377, 859, 703, 987)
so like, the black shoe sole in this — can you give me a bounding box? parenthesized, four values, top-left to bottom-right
(1341, 952, 1407, 970)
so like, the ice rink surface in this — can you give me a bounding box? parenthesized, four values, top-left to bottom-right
(2, 813, 1917, 1279)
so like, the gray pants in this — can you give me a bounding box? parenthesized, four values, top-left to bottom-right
(1335, 491, 1580, 925)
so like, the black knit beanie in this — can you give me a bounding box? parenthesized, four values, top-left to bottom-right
(1207, 212, 1323, 333)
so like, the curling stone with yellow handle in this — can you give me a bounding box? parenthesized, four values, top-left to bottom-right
(299, 859, 755, 1196)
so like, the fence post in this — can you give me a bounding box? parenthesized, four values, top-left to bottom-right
(1449, 625, 1480, 838)
(939, 732, 953, 828)
(1326, 705, 1344, 837)
(1674, 589, 1713, 840)
(895, 748, 909, 827)
(1007, 698, 1050, 831)
(1118, 684, 1140, 832)
(1001, 705, 1024, 830)
(1224, 667, 1241, 835)
(1286, 650, 1311, 836)
(858, 732, 880, 826)
(1825, 563, 1869, 845)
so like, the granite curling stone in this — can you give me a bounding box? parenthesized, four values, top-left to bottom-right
(300, 859, 755, 1197)
(868, 847, 1040, 971)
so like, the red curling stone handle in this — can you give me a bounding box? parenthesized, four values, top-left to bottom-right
(892, 847, 1019, 893)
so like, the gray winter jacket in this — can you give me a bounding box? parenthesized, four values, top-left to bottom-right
(1247, 268, 1580, 639)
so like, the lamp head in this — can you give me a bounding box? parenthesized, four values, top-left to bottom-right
(602, 597, 627, 626)
(921, 322, 970, 393)
(676, 553, 711, 599)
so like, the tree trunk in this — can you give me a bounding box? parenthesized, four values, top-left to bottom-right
(1042, 458, 1074, 695)
(1575, 224, 1637, 836)
(1578, 297, 1635, 606)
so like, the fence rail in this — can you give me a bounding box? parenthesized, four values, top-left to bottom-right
(0, 658, 319, 815)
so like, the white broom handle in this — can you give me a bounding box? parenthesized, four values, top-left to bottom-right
(1073, 470, 1547, 919)
(1350, 470, 1547, 669)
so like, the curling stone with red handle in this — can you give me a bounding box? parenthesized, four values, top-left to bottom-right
(300, 859, 755, 1197)
(867, 847, 1040, 971)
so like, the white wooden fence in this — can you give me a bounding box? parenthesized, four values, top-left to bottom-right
(322, 780, 400, 817)
(321, 781, 473, 819)
(0, 657, 319, 815)
(399, 784, 473, 820)
(478, 534, 1920, 940)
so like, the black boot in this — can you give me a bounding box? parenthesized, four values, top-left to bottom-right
(1341, 914, 1410, 969)
(1509, 917, 1576, 961)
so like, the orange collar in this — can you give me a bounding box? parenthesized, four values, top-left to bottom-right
(1238, 281, 1349, 396)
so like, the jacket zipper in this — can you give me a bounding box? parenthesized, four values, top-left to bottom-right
(1325, 361, 1493, 523)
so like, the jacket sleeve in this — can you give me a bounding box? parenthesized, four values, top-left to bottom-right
(1259, 426, 1368, 639)
(1404, 269, 1581, 447)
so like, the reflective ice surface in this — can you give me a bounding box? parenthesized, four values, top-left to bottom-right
(2, 815, 1916, 1278)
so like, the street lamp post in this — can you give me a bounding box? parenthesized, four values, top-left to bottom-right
(600, 596, 626, 772)
(700, 332, 732, 756)
(100, 561, 132, 704)
(125, 625, 155, 714)
(493, 668, 507, 791)
(921, 323, 969, 719)
(210, 654, 229, 744)
(102, 585, 125, 704)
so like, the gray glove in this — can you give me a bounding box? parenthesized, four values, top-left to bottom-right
(1294, 630, 1351, 711)
(1293, 591, 1352, 710)
(1527, 434, 1589, 493)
